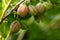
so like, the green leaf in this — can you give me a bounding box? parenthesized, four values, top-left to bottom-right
(30, 0, 39, 5)
(50, 0, 60, 4)
(21, 16, 35, 26)
(0, 0, 11, 22)
(27, 20, 46, 40)
(46, 27, 60, 40)
(5, 32, 19, 40)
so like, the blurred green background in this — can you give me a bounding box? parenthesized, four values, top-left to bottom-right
(0, 0, 60, 40)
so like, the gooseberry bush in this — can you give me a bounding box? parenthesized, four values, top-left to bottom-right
(0, 0, 60, 40)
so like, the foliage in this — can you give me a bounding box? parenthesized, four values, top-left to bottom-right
(0, 0, 60, 40)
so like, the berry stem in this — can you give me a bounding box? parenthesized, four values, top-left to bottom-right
(17, 29, 27, 40)
(0, 0, 25, 24)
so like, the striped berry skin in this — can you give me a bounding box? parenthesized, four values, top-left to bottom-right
(10, 21, 20, 33)
(17, 4, 28, 17)
(36, 3, 45, 13)
(29, 5, 38, 16)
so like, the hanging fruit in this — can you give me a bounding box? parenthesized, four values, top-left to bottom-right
(43, 1, 52, 10)
(10, 20, 20, 33)
(36, 3, 45, 13)
(17, 4, 28, 17)
(29, 5, 38, 16)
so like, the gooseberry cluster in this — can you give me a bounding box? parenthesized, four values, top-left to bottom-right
(17, 1, 52, 17)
